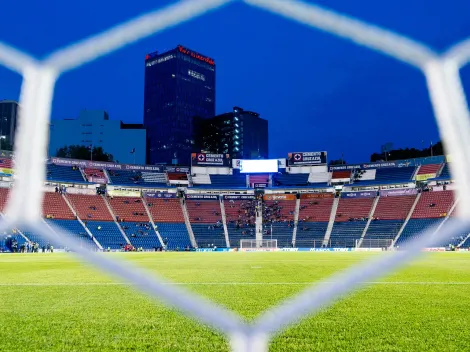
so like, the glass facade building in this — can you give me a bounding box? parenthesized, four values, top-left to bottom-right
(193, 107, 268, 159)
(0, 100, 19, 147)
(143, 45, 216, 165)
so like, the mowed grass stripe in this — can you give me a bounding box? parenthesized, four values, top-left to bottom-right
(0, 252, 469, 351)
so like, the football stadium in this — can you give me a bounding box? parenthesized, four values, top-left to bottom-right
(1, 0, 470, 351)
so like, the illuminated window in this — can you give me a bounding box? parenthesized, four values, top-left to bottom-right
(145, 54, 175, 67)
(188, 69, 205, 81)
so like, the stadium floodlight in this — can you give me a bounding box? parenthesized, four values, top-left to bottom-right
(1, 0, 470, 351)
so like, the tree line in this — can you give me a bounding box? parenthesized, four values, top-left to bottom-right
(329, 141, 445, 166)
(55, 145, 114, 162)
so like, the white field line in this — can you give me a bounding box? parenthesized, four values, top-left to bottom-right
(1, 281, 470, 287)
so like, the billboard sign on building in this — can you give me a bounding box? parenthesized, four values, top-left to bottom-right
(379, 188, 418, 197)
(223, 195, 256, 200)
(50, 157, 164, 172)
(300, 193, 334, 199)
(341, 191, 377, 198)
(191, 153, 230, 167)
(144, 191, 177, 199)
(288, 152, 327, 166)
(185, 194, 219, 200)
(415, 173, 436, 181)
(263, 194, 296, 201)
(108, 189, 141, 197)
(329, 160, 412, 171)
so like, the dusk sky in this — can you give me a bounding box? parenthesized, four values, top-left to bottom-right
(0, 0, 469, 163)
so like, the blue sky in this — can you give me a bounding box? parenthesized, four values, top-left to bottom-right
(0, 0, 469, 163)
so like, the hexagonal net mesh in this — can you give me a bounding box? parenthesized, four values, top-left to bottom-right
(1, 1, 470, 351)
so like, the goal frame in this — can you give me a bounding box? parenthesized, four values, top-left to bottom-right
(357, 238, 394, 250)
(239, 239, 278, 252)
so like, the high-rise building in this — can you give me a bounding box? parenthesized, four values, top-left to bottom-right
(143, 45, 216, 165)
(193, 107, 269, 159)
(0, 100, 19, 148)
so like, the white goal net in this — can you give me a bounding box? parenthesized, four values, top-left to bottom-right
(358, 238, 393, 250)
(2, 1, 470, 352)
(240, 239, 278, 251)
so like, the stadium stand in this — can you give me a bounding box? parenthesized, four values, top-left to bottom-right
(108, 170, 167, 187)
(224, 199, 256, 247)
(42, 192, 75, 220)
(412, 191, 454, 219)
(263, 199, 295, 247)
(438, 163, 451, 179)
(354, 169, 376, 182)
(296, 197, 333, 247)
(167, 173, 188, 182)
(67, 194, 113, 221)
(191, 174, 211, 185)
(0, 157, 12, 168)
(308, 172, 330, 184)
(209, 174, 247, 188)
(0, 187, 10, 212)
(46, 164, 85, 183)
(108, 196, 149, 223)
(356, 167, 415, 185)
(459, 235, 470, 248)
(46, 219, 97, 250)
(373, 195, 416, 220)
(249, 174, 269, 186)
(83, 168, 107, 183)
(186, 199, 225, 248)
(86, 221, 127, 249)
(397, 190, 456, 246)
(141, 172, 167, 185)
(331, 170, 351, 182)
(430, 163, 451, 181)
(329, 198, 374, 247)
(120, 221, 160, 249)
(273, 173, 309, 187)
(363, 220, 403, 247)
(146, 198, 191, 249)
(362, 195, 416, 247)
(416, 163, 441, 177)
(296, 222, 328, 248)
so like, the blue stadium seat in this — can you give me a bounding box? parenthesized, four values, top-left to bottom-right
(191, 224, 226, 248)
(273, 173, 309, 186)
(46, 164, 85, 183)
(398, 218, 465, 247)
(363, 220, 403, 247)
(268, 223, 294, 247)
(47, 219, 97, 250)
(296, 222, 328, 248)
(329, 221, 367, 247)
(108, 170, 168, 187)
(120, 221, 161, 249)
(209, 174, 247, 188)
(227, 223, 255, 248)
(355, 167, 415, 185)
(429, 163, 451, 181)
(0, 234, 26, 252)
(156, 222, 191, 250)
(86, 221, 127, 249)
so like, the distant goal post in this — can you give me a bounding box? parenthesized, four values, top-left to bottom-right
(357, 238, 394, 250)
(239, 239, 278, 252)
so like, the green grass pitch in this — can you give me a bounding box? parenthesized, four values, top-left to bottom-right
(1, 252, 469, 351)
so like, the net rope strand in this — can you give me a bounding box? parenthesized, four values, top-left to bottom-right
(0, 0, 469, 351)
